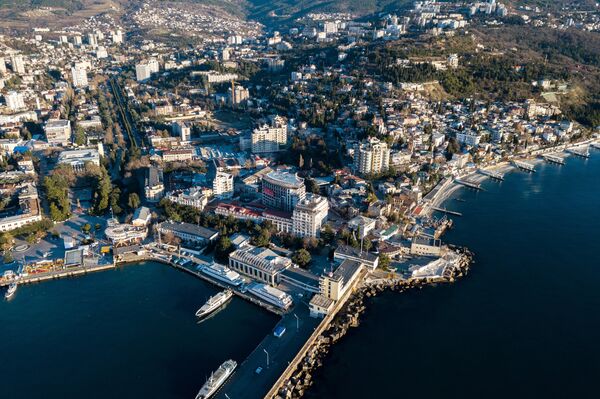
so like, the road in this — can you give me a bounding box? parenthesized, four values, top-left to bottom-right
(214, 303, 320, 399)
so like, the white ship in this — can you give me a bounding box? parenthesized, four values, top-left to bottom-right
(5, 283, 17, 300)
(195, 289, 233, 318)
(195, 359, 237, 399)
(199, 263, 244, 287)
(248, 282, 293, 310)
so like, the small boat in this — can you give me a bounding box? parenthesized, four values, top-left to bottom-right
(5, 283, 17, 299)
(454, 198, 466, 202)
(195, 290, 233, 319)
(195, 359, 237, 399)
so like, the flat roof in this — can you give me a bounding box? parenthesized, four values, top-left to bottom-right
(161, 221, 219, 240)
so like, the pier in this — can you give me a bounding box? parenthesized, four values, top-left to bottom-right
(431, 207, 463, 216)
(512, 160, 536, 173)
(566, 146, 590, 159)
(591, 142, 600, 150)
(455, 178, 482, 190)
(478, 168, 504, 181)
(542, 154, 565, 165)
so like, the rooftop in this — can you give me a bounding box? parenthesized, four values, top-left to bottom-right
(264, 170, 304, 189)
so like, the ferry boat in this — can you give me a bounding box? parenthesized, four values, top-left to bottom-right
(5, 283, 17, 299)
(195, 290, 233, 318)
(248, 282, 293, 310)
(195, 359, 237, 399)
(199, 263, 244, 287)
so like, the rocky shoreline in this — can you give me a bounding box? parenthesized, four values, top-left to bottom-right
(274, 249, 474, 399)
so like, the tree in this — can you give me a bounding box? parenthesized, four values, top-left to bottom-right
(292, 249, 312, 269)
(81, 223, 92, 233)
(215, 236, 233, 262)
(74, 126, 86, 146)
(128, 193, 141, 210)
(379, 254, 391, 270)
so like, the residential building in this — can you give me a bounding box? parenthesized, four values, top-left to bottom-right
(410, 236, 442, 257)
(162, 148, 194, 162)
(171, 121, 191, 142)
(228, 245, 292, 286)
(4, 91, 25, 111)
(10, 54, 25, 74)
(262, 170, 305, 212)
(135, 63, 152, 82)
(45, 119, 71, 146)
(251, 115, 287, 153)
(354, 137, 390, 175)
(144, 166, 164, 202)
(213, 171, 234, 199)
(71, 66, 88, 88)
(292, 194, 329, 238)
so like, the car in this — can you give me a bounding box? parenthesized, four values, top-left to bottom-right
(255, 367, 263, 375)
(273, 326, 286, 338)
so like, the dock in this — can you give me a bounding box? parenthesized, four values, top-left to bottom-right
(478, 168, 504, 181)
(591, 142, 600, 150)
(455, 178, 482, 190)
(512, 160, 536, 173)
(542, 154, 565, 165)
(566, 146, 590, 159)
(431, 207, 462, 216)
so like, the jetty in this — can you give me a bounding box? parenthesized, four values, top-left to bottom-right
(431, 207, 462, 216)
(512, 160, 536, 173)
(478, 168, 504, 181)
(566, 146, 590, 159)
(455, 178, 482, 190)
(591, 142, 600, 150)
(542, 154, 565, 165)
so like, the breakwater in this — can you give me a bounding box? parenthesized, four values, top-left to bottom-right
(270, 250, 473, 399)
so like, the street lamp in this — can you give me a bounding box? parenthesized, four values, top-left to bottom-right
(294, 313, 299, 331)
(263, 348, 269, 368)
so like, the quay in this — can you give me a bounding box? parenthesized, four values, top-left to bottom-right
(591, 142, 600, 150)
(542, 154, 566, 165)
(431, 207, 463, 216)
(478, 168, 504, 181)
(567, 146, 590, 159)
(512, 160, 536, 173)
(455, 178, 482, 190)
(0, 263, 114, 287)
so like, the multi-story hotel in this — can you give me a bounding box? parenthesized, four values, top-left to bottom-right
(292, 194, 329, 238)
(228, 245, 291, 286)
(262, 170, 305, 212)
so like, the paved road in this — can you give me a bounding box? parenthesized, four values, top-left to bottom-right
(214, 303, 320, 399)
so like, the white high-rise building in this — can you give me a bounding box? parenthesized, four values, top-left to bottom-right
(73, 36, 82, 46)
(0, 57, 6, 75)
(112, 30, 124, 44)
(251, 115, 287, 153)
(147, 58, 160, 74)
(135, 63, 152, 81)
(172, 121, 191, 142)
(4, 91, 25, 111)
(96, 46, 108, 59)
(71, 66, 88, 88)
(323, 21, 338, 34)
(87, 33, 97, 48)
(292, 194, 329, 238)
(262, 171, 305, 212)
(354, 137, 391, 175)
(227, 35, 243, 45)
(213, 171, 234, 199)
(10, 54, 25, 75)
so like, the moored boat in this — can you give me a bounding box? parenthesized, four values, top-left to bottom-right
(195, 359, 237, 399)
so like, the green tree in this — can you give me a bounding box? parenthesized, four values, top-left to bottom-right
(215, 236, 233, 262)
(128, 193, 141, 209)
(292, 249, 312, 268)
(379, 254, 391, 270)
(74, 126, 86, 146)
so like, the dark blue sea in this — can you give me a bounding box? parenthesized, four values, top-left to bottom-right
(0, 261, 278, 399)
(306, 152, 600, 399)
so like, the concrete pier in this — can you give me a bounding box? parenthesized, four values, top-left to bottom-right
(478, 168, 504, 180)
(543, 154, 565, 165)
(512, 160, 536, 172)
